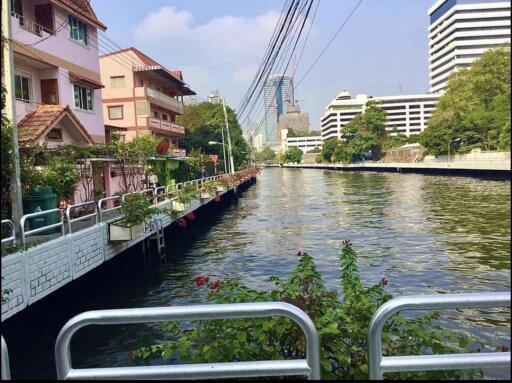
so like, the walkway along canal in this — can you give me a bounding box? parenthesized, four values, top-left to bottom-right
(1, 167, 510, 379)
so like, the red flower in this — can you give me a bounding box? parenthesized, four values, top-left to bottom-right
(210, 279, 222, 290)
(177, 218, 187, 228)
(296, 251, 302, 257)
(127, 351, 134, 360)
(194, 275, 209, 287)
(186, 212, 196, 221)
(161, 302, 171, 307)
(380, 277, 388, 286)
(214, 196, 221, 202)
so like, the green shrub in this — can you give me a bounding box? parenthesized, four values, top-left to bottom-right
(175, 183, 199, 204)
(120, 193, 160, 226)
(133, 242, 485, 380)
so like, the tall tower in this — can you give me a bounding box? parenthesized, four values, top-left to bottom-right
(263, 75, 294, 147)
(428, 0, 511, 94)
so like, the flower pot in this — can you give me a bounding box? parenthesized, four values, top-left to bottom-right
(216, 186, 226, 192)
(200, 192, 211, 200)
(109, 221, 145, 241)
(172, 200, 187, 212)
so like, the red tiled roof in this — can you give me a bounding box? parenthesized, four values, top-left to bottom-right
(17, 104, 94, 146)
(51, 0, 107, 31)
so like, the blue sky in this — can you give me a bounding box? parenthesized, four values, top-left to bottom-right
(91, 0, 434, 132)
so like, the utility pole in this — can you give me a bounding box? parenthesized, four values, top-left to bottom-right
(221, 97, 235, 174)
(219, 122, 228, 174)
(2, 0, 24, 229)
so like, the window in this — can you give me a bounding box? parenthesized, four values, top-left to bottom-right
(14, 73, 31, 102)
(46, 129, 62, 141)
(153, 111, 160, 119)
(108, 105, 123, 120)
(73, 84, 93, 111)
(68, 15, 87, 45)
(138, 79, 145, 87)
(161, 113, 168, 121)
(110, 76, 125, 88)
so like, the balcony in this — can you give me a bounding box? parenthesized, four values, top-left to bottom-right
(11, 11, 54, 37)
(146, 88, 184, 114)
(149, 118, 186, 136)
(170, 148, 187, 157)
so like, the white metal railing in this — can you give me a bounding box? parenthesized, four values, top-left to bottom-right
(98, 196, 123, 223)
(65, 202, 98, 234)
(20, 208, 64, 247)
(368, 292, 511, 380)
(154, 186, 167, 203)
(1, 220, 16, 246)
(10, 11, 53, 37)
(55, 302, 320, 380)
(1, 335, 10, 380)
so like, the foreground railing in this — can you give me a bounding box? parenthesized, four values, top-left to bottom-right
(66, 201, 98, 234)
(1, 336, 10, 380)
(20, 208, 64, 247)
(98, 196, 123, 223)
(55, 302, 320, 380)
(1, 220, 16, 246)
(368, 292, 511, 380)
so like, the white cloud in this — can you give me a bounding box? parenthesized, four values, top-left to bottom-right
(134, 7, 193, 39)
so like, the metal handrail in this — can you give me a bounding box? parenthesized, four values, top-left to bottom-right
(20, 208, 64, 247)
(1, 220, 16, 246)
(65, 201, 98, 234)
(368, 292, 511, 380)
(98, 196, 123, 222)
(1, 336, 10, 380)
(154, 186, 167, 203)
(55, 302, 320, 380)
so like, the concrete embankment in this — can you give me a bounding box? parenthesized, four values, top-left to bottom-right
(1, 177, 257, 321)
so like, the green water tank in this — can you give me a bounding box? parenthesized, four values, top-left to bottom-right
(26, 186, 58, 232)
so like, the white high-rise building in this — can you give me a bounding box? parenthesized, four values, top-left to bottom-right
(320, 92, 440, 141)
(428, 0, 511, 94)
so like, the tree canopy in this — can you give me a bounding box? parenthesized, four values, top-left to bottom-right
(177, 102, 249, 170)
(419, 46, 511, 155)
(283, 146, 303, 163)
(255, 147, 276, 162)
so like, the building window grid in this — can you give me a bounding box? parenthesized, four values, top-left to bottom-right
(68, 15, 87, 45)
(73, 84, 93, 111)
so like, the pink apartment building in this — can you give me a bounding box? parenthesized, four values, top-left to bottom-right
(99, 47, 195, 157)
(9, 0, 108, 202)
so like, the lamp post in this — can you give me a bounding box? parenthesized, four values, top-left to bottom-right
(208, 141, 229, 174)
(448, 138, 461, 162)
(221, 97, 235, 175)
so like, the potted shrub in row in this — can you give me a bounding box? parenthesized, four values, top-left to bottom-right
(109, 193, 161, 241)
(200, 180, 217, 200)
(172, 183, 199, 213)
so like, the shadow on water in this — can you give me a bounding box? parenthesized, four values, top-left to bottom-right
(2, 169, 510, 380)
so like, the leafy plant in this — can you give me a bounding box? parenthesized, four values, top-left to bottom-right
(39, 159, 80, 203)
(175, 183, 199, 204)
(201, 180, 217, 196)
(133, 241, 485, 380)
(119, 193, 160, 226)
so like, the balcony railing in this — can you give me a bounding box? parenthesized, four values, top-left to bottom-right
(149, 118, 185, 136)
(146, 87, 184, 114)
(11, 11, 54, 37)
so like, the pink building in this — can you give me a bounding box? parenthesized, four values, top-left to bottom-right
(9, 0, 108, 202)
(99, 47, 195, 157)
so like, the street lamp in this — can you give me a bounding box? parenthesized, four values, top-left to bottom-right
(209, 141, 228, 174)
(448, 138, 461, 162)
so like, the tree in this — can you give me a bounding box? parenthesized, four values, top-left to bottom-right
(177, 102, 249, 170)
(321, 138, 339, 162)
(283, 146, 303, 163)
(256, 147, 276, 162)
(420, 46, 511, 155)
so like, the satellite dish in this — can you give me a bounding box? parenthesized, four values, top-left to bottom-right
(156, 139, 170, 155)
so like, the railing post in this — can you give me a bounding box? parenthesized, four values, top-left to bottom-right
(1, 336, 10, 380)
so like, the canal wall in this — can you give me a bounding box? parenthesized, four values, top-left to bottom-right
(271, 153, 510, 177)
(1, 178, 256, 321)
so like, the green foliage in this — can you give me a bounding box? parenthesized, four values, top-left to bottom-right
(321, 139, 339, 162)
(201, 180, 217, 195)
(39, 159, 80, 202)
(381, 133, 409, 151)
(256, 147, 276, 162)
(283, 146, 303, 163)
(177, 102, 249, 170)
(420, 46, 511, 155)
(133, 242, 484, 380)
(120, 193, 160, 226)
(175, 183, 199, 204)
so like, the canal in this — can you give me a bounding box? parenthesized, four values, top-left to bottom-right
(3, 168, 511, 380)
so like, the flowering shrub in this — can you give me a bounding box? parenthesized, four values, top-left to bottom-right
(133, 242, 485, 380)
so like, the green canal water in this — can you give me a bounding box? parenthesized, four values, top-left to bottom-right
(3, 168, 511, 379)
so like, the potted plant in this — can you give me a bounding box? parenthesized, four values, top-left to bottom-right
(200, 180, 217, 200)
(109, 193, 160, 241)
(172, 183, 198, 212)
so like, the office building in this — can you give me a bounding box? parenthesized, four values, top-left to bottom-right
(263, 74, 294, 147)
(428, 0, 511, 93)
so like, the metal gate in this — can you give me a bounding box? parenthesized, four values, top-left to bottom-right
(55, 302, 321, 380)
(368, 292, 511, 380)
